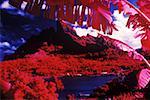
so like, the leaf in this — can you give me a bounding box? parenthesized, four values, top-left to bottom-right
(141, 30, 150, 51)
(77, 5, 86, 26)
(9, 0, 23, 8)
(57, 5, 65, 20)
(124, 0, 150, 51)
(49, 5, 56, 19)
(91, 10, 101, 31)
(137, 69, 150, 89)
(118, 1, 123, 13)
(65, 5, 74, 23)
(0, 79, 11, 93)
(85, 1, 115, 34)
(86, 8, 92, 27)
(116, 0, 138, 15)
(136, 0, 150, 18)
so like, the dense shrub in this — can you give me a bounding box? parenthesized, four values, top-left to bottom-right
(0, 44, 146, 99)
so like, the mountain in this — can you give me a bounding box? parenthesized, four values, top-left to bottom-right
(4, 20, 119, 60)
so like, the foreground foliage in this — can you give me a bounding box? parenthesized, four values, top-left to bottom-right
(0, 43, 146, 99)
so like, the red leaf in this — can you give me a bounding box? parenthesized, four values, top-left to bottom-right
(91, 10, 101, 30)
(29, 0, 41, 16)
(78, 5, 86, 26)
(49, 6, 56, 19)
(65, 5, 74, 23)
(118, 1, 123, 14)
(0, 79, 11, 93)
(9, 0, 24, 9)
(137, 69, 150, 89)
(86, 8, 92, 27)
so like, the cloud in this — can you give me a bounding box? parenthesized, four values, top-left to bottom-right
(110, 10, 142, 49)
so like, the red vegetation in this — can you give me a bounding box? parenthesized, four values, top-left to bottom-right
(0, 43, 146, 99)
(91, 67, 150, 99)
(4, 0, 150, 99)
(1, 17, 149, 99)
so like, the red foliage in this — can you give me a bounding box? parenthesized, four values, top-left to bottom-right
(137, 0, 150, 18)
(0, 43, 146, 99)
(9, 0, 150, 36)
(0, 79, 11, 93)
(113, 92, 137, 100)
(0, 57, 58, 99)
